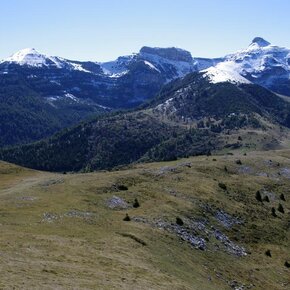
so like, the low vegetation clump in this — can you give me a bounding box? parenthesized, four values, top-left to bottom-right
(271, 207, 277, 217)
(218, 182, 227, 191)
(265, 250, 272, 257)
(255, 191, 263, 202)
(133, 198, 140, 208)
(263, 195, 270, 202)
(117, 184, 128, 191)
(123, 214, 131, 221)
(278, 203, 285, 214)
(176, 217, 184, 226)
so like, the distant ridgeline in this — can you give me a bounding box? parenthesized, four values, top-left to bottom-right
(1, 70, 290, 172)
(1, 37, 290, 147)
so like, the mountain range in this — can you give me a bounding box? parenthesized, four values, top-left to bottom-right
(2, 69, 290, 172)
(0, 45, 204, 146)
(1, 37, 290, 170)
(1, 36, 290, 290)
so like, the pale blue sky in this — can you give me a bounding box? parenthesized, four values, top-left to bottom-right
(1, 0, 289, 61)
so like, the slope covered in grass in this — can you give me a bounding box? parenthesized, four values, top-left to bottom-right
(0, 150, 289, 289)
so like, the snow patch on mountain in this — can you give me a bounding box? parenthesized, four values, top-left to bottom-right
(224, 38, 290, 74)
(143, 61, 161, 72)
(100, 55, 135, 77)
(1, 48, 93, 73)
(203, 37, 290, 86)
(3, 48, 63, 68)
(193, 58, 223, 71)
(64, 93, 79, 102)
(155, 97, 177, 114)
(140, 50, 194, 78)
(100, 47, 196, 80)
(203, 61, 251, 84)
(68, 62, 92, 73)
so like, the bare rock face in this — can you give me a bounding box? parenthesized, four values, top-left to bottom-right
(250, 37, 271, 47)
(140, 46, 193, 63)
(106, 196, 130, 210)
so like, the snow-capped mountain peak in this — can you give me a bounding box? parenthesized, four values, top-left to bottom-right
(8, 48, 40, 62)
(3, 47, 65, 68)
(100, 46, 196, 80)
(1, 48, 97, 73)
(202, 37, 290, 93)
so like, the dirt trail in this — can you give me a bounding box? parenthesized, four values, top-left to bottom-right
(0, 172, 58, 197)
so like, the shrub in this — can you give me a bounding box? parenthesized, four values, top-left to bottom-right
(271, 207, 277, 217)
(263, 195, 270, 202)
(176, 217, 184, 226)
(118, 185, 128, 191)
(278, 203, 284, 214)
(255, 191, 262, 202)
(123, 214, 131, 221)
(280, 193, 286, 201)
(236, 159, 242, 165)
(265, 250, 271, 257)
(224, 166, 228, 172)
(218, 183, 227, 190)
(133, 198, 140, 208)
(285, 261, 290, 268)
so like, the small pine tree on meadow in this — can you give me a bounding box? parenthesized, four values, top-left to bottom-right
(280, 193, 286, 201)
(265, 250, 271, 257)
(255, 191, 262, 202)
(123, 214, 131, 221)
(133, 198, 140, 208)
(271, 207, 277, 217)
(118, 184, 128, 191)
(278, 203, 284, 214)
(218, 182, 227, 191)
(263, 195, 270, 202)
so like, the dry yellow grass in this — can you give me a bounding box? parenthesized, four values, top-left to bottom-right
(0, 151, 289, 289)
